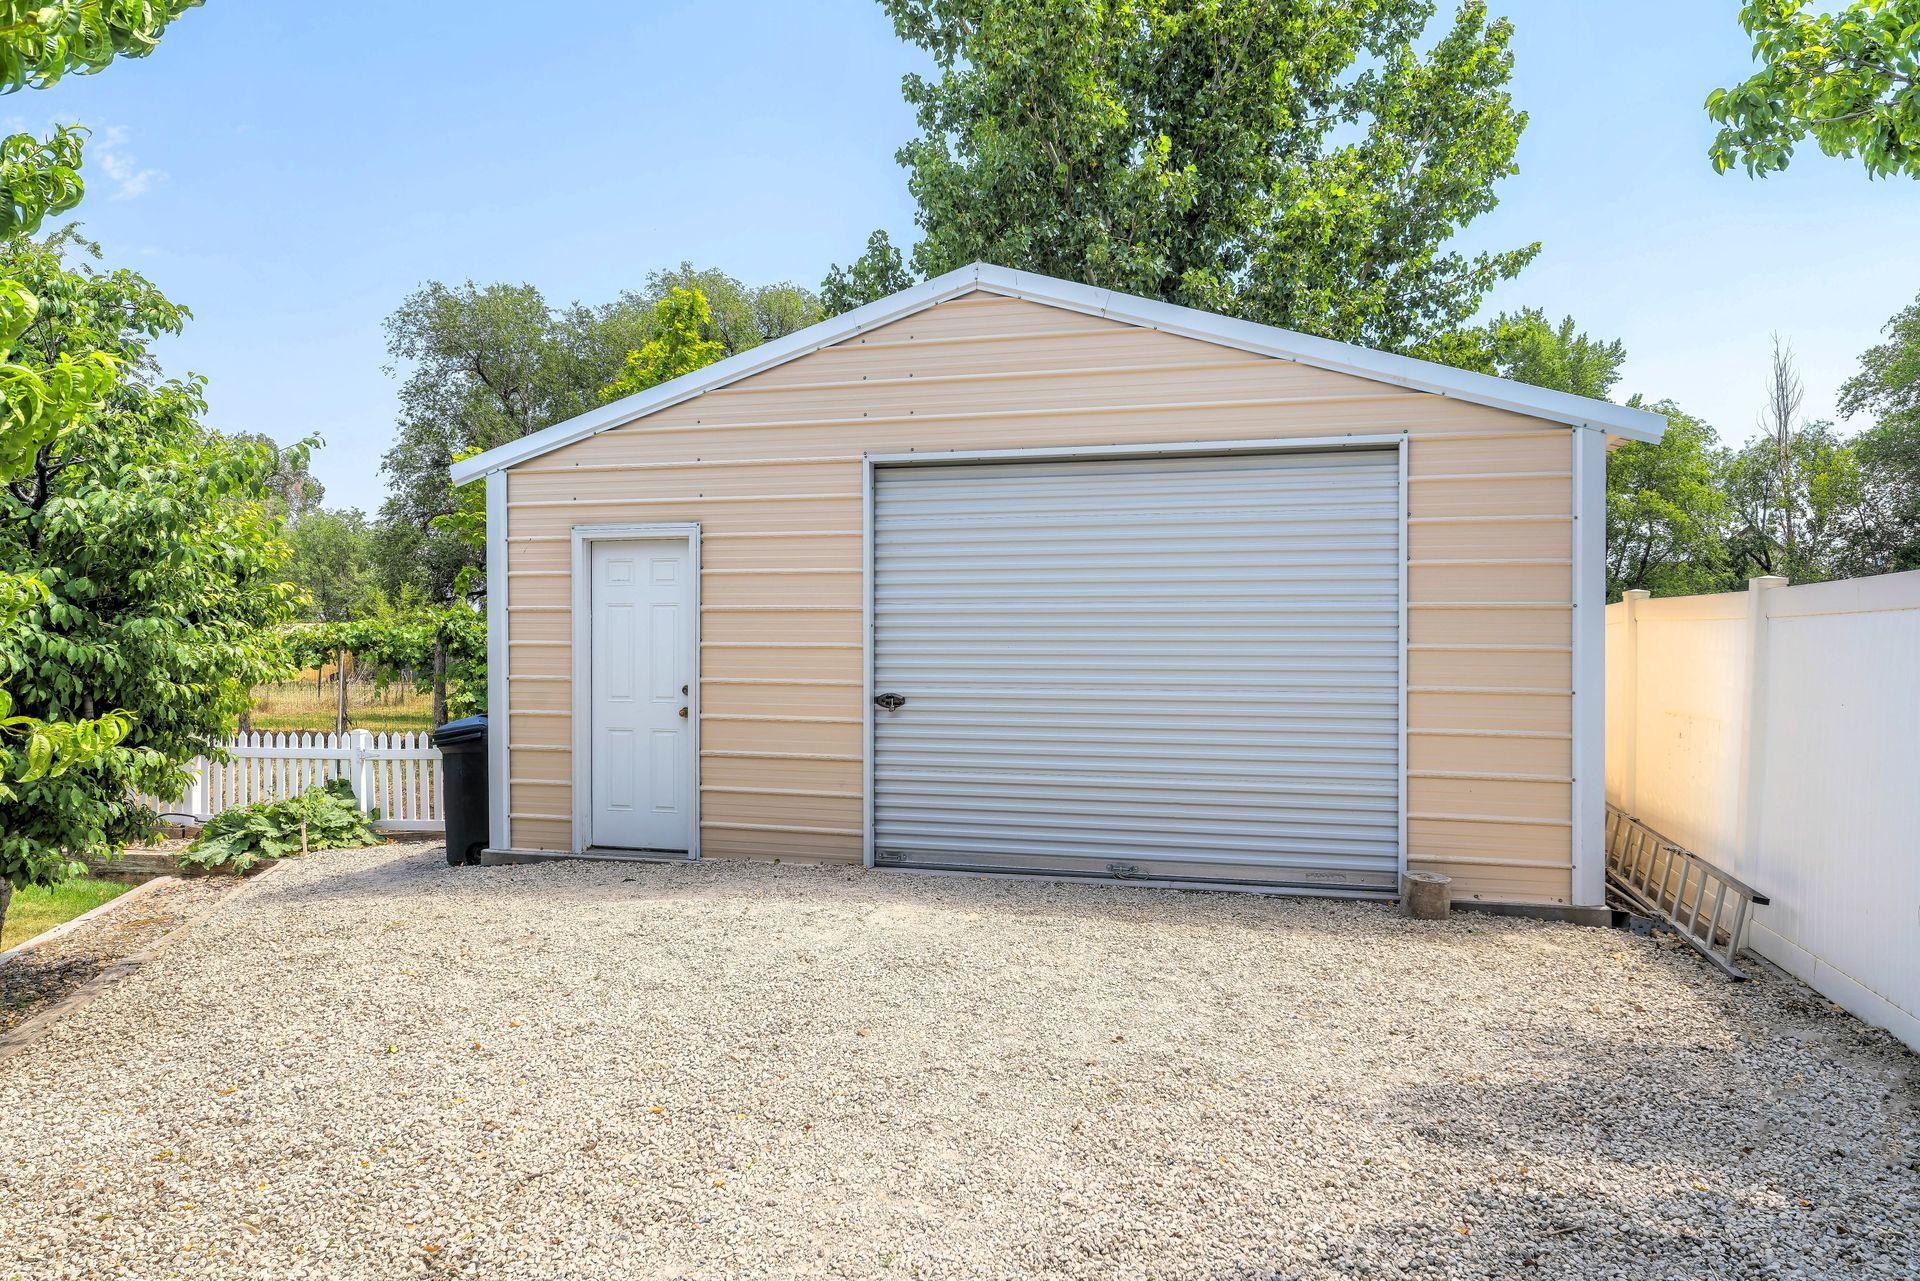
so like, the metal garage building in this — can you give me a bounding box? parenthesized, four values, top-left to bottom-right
(452, 263, 1665, 911)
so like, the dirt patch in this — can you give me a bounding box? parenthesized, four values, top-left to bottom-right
(0, 877, 231, 1034)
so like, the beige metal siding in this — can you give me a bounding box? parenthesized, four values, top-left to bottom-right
(503, 291, 1581, 902)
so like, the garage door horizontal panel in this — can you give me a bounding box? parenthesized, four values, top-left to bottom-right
(878, 821, 1396, 862)
(879, 530, 1401, 559)
(872, 666, 1398, 688)
(878, 796, 1396, 832)
(876, 618, 1397, 642)
(872, 648, 1397, 669)
(875, 774, 1398, 808)
(883, 466, 1393, 503)
(877, 755, 1396, 786)
(873, 448, 1401, 889)
(875, 564, 1398, 592)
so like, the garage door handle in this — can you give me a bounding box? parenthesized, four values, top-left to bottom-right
(874, 693, 907, 711)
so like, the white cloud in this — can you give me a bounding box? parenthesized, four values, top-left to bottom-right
(93, 125, 165, 201)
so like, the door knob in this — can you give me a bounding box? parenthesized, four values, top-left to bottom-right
(678, 707, 688, 718)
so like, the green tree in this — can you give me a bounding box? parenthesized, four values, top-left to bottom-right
(376, 280, 639, 605)
(0, 237, 303, 895)
(1607, 402, 1732, 599)
(602, 288, 727, 401)
(284, 508, 384, 623)
(380, 270, 821, 605)
(878, 0, 1535, 353)
(1707, 0, 1920, 179)
(1720, 420, 1865, 582)
(639, 263, 821, 355)
(0, 1, 205, 929)
(1480, 309, 1628, 400)
(822, 229, 916, 316)
(1839, 288, 1920, 571)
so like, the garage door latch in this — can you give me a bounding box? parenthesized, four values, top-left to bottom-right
(874, 692, 907, 711)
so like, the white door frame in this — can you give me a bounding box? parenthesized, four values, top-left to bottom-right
(860, 433, 1409, 883)
(570, 522, 702, 858)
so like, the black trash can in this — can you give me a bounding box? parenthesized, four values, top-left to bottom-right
(433, 714, 489, 867)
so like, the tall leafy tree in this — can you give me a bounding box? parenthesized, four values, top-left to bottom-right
(641, 264, 821, 356)
(0, 0, 204, 928)
(380, 270, 821, 605)
(601, 288, 727, 401)
(284, 508, 384, 623)
(822, 229, 916, 316)
(1607, 403, 1731, 599)
(1707, 0, 1920, 179)
(1838, 288, 1920, 572)
(376, 281, 643, 604)
(878, 0, 1536, 353)
(0, 236, 304, 894)
(1720, 419, 1866, 582)
(1480, 309, 1628, 400)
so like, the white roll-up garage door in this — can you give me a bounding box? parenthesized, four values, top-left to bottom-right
(871, 447, 1402, 890)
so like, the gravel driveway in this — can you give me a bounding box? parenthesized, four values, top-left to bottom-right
(1, 844, 1913, 1280)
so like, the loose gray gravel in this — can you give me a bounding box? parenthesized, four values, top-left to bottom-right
(0, 844, 1913, 1280)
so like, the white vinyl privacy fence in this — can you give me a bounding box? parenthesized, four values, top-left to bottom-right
(158, 731, 445, 832)
(1606, 571, 1920, 1049)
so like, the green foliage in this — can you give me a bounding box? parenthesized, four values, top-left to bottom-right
(284, 507, 384, 622)
(641, 264, 821, 357)
(0, 125, 84, 238)
(1480, 309, 1628, 401)
(880, 0, 1536, 352)
(822, 229, 916, 316)
(0, 1, 201, 92)
(1607, 402, 1732, 599)
(380, 268, 820, 608)
(1707, 0, 1920, 179)
(0, 0, 202, 911)
(0, 237, 303, 891)
(280, 607, 487, 719)
(601, 288, 726, 402)
(1720, 419, 1867, 581)
(1839, 288, 1920, 570)
(179, 777, 380, 875)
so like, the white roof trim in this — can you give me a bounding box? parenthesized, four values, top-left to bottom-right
(451, 262, 1664, 484)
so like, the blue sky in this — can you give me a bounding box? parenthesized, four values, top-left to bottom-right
(19, 0, 1920, 513)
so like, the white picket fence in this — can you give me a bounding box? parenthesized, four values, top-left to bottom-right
(155, 731, 445, 832)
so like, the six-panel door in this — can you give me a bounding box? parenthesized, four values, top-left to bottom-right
(589, 538, 693, 851)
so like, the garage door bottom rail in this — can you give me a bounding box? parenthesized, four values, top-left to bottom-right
(874, 849, 1399, 896)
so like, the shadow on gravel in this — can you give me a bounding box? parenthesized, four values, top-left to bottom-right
(1347, 1018, 1919, 1279)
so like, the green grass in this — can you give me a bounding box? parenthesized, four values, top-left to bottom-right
(2, 878, 133, 951)
(246, 677, 436, 735)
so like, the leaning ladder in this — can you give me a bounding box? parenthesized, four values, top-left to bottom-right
(1604, 805, 1770, 980)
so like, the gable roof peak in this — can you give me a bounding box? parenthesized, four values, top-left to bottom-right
(451, 262, 1663, 483)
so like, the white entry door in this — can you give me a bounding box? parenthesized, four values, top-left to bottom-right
(588, 538, 694, 852)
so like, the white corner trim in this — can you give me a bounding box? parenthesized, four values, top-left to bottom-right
(485, 470, 509, 853)
(1396, 436, 1410, 888)
(568, 523, 702, 860)
(1569, 429, 1608, 907)
(861, 455, 877, 870)
(449, 264, 1666, 485)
